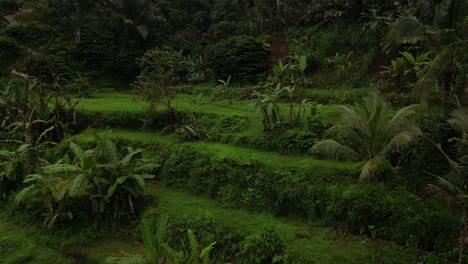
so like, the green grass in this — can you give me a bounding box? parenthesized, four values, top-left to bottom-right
(150, 185, 418, 264)
(0, 206, 139, 263)
(190, 141, 357, 170)
(76, 92, 338, 120)
(0, 214, 74, 264)
(68, 129, 358, 170)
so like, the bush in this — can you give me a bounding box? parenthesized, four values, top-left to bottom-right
(302, 88, 367, 104)
(325, 183, 459, 249)
(0, 36, 21, 68)
(241, 227, 287, 264)
(6, 24, 55, 47)
(142, 209, 244, 263)
(208, 35, 268, 84)
(19, 40, 78, 81)
(162, 144, 357, 216)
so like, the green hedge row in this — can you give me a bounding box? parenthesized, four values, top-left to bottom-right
(61, 133, 459, 253)
(142, 208, 287, 264)
(141, 204, 420, 264)
(160, 144, 458, 250)
(74, 110, 327, 154)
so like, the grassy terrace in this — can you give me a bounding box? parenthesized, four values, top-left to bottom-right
(0, 185, 416, 263)
(75, 92, 338, 120)
(68, 129, 358, 171)
(148, 185, 417, 263)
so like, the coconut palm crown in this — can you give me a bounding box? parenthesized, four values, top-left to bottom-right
(310, 92, 422, 182)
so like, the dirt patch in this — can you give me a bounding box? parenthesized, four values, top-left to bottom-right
(369, 53, 393, 80)
(269, 36, 288, 64)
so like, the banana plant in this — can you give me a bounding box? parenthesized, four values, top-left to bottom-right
(213, 75, 233, 104)
(15, 130, 159, 225)
(327, 52, 353, 80)
(252, 84, 285, 130)
(290, 55, 308, 87)
(381, 57, 408, 91)
(400, 51, 430, 78)
(107, 215, 216, 264)
(272, 59, 290, 88)
(0, 143, 42, 190)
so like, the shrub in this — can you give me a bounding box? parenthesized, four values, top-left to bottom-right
(325, 183, 459, 249)
(6, 24, 55, 47)
(241, 227, 287, 264)
(0, 36, 21, 68)
(142, 209, 244, 263)
(162, 144, 357, 216)
(208, 35, 268, 84)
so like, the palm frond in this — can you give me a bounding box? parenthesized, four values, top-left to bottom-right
(386, 104, 420, 135)
(359, 155, 386, 182)
(310, 140, 362, 161)
(15, 185, 37, 205)
(448, 107, 468, 139)
(383, 15, 429, 53)
(335, 105, 368, 135)
(382, 123, 423, 154)
(425, 183, 456, 209)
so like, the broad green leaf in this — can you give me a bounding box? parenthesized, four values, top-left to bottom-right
(188, 229, 199, 259)
(116, 176, 129, 185)
(17, 144, 31, 153)
(15, 185, 36, 205)
(105, 185, 117, 202)
(162, 243, 182, 260)
(140, 219, 158, 263)
(42, 164, 83, 174)
(68, 173, 87, 196)
(23, 174, 44, 183)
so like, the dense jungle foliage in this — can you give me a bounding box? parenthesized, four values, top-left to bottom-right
(1, 0, 468, 263)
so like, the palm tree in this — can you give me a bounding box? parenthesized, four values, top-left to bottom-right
(382, 0, 468, 110)
(382, 0, 468, 53)
(425, 101, 468, 264)
(310, 92, 422, 182)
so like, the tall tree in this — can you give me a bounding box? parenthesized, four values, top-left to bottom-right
(108, 0, 157, 53)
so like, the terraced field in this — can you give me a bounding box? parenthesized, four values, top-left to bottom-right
(11, 90, 414, 263)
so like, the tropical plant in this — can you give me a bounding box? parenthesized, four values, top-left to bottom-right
(327, 52, 354, 80)
(271, 59, 290, 88)
(425, 100, 468, 264)
(15, 130, 158, 224)
(212, 75, 233, 104)
(290, 54, 308, 87)
(0, 78, 79, 145)
(413, 38, 468, 109)
(310, 92, 422, 181)
(176, 112, 207, 142)
(252, 85, 285, 130)
(188, 55, 209, 83)
(381, 56, 407, 91)
(0, 143, 42, 197)
(382, 0, 468, 53)
(106, 215, 216, 264)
